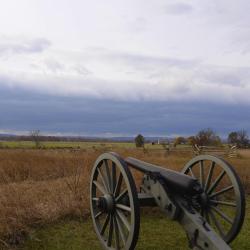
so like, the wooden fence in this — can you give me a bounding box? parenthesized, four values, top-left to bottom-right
(193, 145, 238, 158)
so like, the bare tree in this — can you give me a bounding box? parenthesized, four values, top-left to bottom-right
(30, 130, 41, 148)
(228, 130, 249, 148)
(194, 128, 221, 146)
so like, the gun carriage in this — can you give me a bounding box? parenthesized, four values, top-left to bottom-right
(90, 152, 245, 250)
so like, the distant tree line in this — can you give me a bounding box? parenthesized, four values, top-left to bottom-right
(182, 129, 249, 148)
(0, 134, 129, 143)
(135, 128, 250, 149)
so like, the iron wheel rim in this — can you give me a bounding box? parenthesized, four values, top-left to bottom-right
(90, 152, 140, 250)
(182, 154, 245, 243)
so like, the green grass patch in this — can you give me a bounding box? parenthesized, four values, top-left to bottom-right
(20, 204, 250, 250)
(0, 141, 171, 150)
(20, 215, 187, 250)
(0, 141, 136, 149)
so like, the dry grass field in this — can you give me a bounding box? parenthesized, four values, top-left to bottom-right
(0, 146, 249, 249)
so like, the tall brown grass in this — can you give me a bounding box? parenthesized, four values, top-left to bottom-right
(0, 148, 249, 248)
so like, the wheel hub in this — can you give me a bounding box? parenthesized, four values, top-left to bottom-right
(97, 194, 115, 213)
(200, 192, 209, 208)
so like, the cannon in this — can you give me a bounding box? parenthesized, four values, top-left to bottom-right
(90, 152, 245, 250)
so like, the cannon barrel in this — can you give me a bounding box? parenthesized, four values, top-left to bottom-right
(125, 157, 202, 196)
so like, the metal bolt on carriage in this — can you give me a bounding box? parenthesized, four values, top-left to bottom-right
(90, 152, 245, 250)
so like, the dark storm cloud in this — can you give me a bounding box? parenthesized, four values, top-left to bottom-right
(0, 38, 51, 57)
(0, 84, 249, 136)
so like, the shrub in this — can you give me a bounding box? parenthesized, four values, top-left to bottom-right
(134, 134, 145, 147)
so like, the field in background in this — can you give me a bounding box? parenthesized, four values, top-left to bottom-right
(0, 141, 163, 149)
(0, 143, 249, 249)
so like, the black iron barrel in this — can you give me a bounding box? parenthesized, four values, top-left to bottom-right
(125, 157, 202, 196)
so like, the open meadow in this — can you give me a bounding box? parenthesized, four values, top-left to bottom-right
(0, 143, 249, 249)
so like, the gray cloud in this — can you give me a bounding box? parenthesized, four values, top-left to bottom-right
(229, 28, 250, 54)
(1, 55, 250, 105)
(110, 52, 197, 68)
(92, 48, 200, 72)
(0, 84, 249, 136)
(43, 58, 64, 73)
(165, 3, 193, 15)
(200, 67, 248, 87)
(92, 48, 200, 67)
(0, 37, 51, 57)
(73, 65, 92, 76)
(0, 1, 249, 137)
(0, 44, 249, 105)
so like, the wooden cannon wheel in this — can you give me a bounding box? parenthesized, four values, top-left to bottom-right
(90, 152, 140, 250)
(182, 155, 245, 243)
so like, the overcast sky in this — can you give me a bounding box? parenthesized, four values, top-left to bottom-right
(0, 0, 250, 137)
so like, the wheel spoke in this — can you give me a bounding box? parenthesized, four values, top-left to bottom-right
(112, 162, 117, 193)
(101, 214, 110, 235)
(209, 185, 234, 198)
(97, 167, 109, 193)
(199, 160, 205, 187)
(116, 189, 128, 202)
(210, 199, 236, 207)
(95, 211, 103, 219)
(114, 173, 123, 198)
(93, 181, 107, 195)
(116, 213, 126, 246)
(188, 167, 194, 178)
(205, 210, 210, 224)
(113, 215, 120, 250)
(116, 204, 131, 213)
(209, 210, 225, 237)
(204, 162, 215, 191)
(201, 208, 205, 217)
(107, 215, 114, 247)
(207, 170, 226, 195)
(211, 206, 234, 224)
(116, 210, 130, 231)
(104, 160, 112, 193)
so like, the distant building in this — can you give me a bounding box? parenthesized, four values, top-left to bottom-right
(157, 138, 169, 145)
